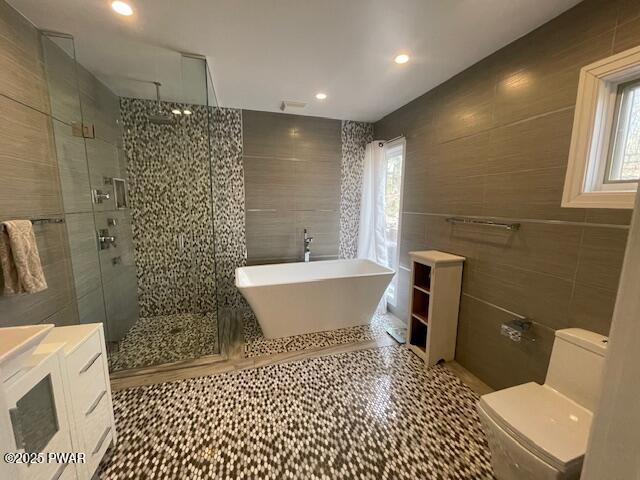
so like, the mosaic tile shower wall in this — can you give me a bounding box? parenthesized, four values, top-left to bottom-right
(121, 99, 248, 317)
(121, 98, 216, 317)
(338, 120, 374, 259)
(122, 100, 372, 317)
(210, 108, 247, 308)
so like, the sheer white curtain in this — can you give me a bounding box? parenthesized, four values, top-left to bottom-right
(357, 141, 389, 312)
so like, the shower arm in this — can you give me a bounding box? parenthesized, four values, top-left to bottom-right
(153, 81, 162, 111)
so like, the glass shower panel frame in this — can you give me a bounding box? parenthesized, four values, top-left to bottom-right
(41, 31, 140, 370)
(40, 32, 109, 332)
(114, 53, 221, 370)
(42, 32, 222, 373)
(77, 52, 139, 353)
(182, 54, 220, 360)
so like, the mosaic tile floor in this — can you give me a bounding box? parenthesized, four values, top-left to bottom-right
(98, 345, 494, 479)
(108, 312, 219, 371)
(243, 310, 401, 357)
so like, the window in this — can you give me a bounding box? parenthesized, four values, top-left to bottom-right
(606, 80, 640, 184)
(563, 45, 640, 209)
(383, 140, 405, 306)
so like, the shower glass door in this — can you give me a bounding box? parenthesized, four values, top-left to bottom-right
(116, 54, 220, 371)
(41, 32, 221, 373)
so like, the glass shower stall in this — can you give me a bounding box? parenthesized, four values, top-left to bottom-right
(40, 32, 221, 373)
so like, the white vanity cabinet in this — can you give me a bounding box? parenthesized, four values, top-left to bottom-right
(0, 323, 116, 480)
(38, 324, 116, 480)
(0, 342, 75, 480)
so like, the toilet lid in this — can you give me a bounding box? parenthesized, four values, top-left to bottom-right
(479, 382, 593, 473)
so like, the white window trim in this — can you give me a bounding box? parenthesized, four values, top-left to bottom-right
(563, 46, 640, 210)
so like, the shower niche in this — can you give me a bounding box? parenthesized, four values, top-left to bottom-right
(105, 177, 128, 210)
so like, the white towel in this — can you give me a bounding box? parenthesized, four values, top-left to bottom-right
(0, 220, 48, 295)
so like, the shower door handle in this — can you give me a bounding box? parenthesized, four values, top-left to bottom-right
(178, 233, 185, 251)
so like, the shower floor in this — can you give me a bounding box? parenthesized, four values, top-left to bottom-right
(108, 312, 219, 372)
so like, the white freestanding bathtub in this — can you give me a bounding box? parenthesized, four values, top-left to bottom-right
(236, 259, 394, 339)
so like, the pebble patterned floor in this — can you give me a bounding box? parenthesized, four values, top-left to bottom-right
(98, 345, 494, 479)
(243, 311, 398, 358)
(108, 312, 219, 371)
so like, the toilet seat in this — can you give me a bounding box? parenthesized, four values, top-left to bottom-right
(478, 382, 593, 475)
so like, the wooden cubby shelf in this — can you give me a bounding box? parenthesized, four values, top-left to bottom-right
(406, 250, 465, 367)
(412, 313, 428, 325)
(413, 262, 432, 292)
(409, 319, 428, 355)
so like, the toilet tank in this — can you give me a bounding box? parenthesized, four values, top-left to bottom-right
(545, 328, 608, 411)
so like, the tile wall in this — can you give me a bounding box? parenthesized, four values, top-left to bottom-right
(243, 110, 343, 264)
(210, 107, 247, 308)
(0, 0, 138, 339)
(120, 98, 216, 318)
(0, 1, 77, 327)
(338, 121, 374, 259)
(121, 100, 247, 314)
(375, 0, 635, 390)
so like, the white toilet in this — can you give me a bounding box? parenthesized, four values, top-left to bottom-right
(477, 328, 608, 480)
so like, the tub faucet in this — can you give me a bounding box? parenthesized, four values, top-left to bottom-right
(304, 228, 313, 262)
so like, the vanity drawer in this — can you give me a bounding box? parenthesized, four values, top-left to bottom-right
(88, 426, 113, 476)
(82, 387, 112, 449)
(67, 330, 102, 376)
(83, 396, 113, 476)
(67, 333, 107, 414)
(51, 462, 76, 480)
(72, 352, 107, 416)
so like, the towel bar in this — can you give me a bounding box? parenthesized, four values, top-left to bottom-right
(1, 217, 65, 230)
(30, 218, 65, 225)
(446, 217, 520, 231)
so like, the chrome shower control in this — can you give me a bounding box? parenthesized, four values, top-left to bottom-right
(92, 189, 111, 204)
(98, 229, 117, 249)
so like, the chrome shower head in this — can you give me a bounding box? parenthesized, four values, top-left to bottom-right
(149, 81, 174, 126)
(148, 114, 175, 125)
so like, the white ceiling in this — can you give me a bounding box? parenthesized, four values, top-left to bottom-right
(9, 0, 582, 122)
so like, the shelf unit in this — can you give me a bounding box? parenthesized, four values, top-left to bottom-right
(407, 250, 465, 366)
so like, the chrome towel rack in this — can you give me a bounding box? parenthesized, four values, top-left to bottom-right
(446, 217, 520, 231)
(30, 218, 65, 225)
(1, 217, 65, 231)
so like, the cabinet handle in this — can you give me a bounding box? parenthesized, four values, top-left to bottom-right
(79, 352, 101, 374)
(92, 426, 111, 455)
(85, 390, 107, 417)
(51, 463, 68, 480)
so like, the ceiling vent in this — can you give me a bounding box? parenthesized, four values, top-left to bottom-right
(280, 100, 306, 112)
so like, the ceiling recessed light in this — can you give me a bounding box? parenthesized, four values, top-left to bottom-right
(394, 54, 410, 64)
(183, 109, 192, 115)
(171, 109, 182, 115)
(111, 1, 133, 16)
(315, 92, 327, 100)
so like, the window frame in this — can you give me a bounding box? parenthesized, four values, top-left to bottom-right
(604, 78, 640, 186)
(563, 45, 640, 209)
(383, 137, 406, 308)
